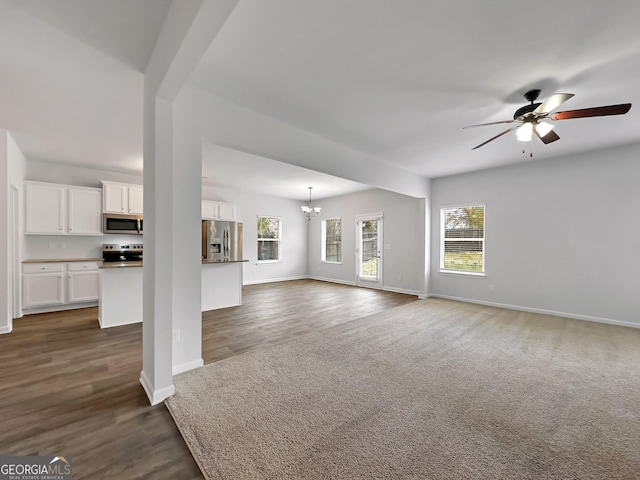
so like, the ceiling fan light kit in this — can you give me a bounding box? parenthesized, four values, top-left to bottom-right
(516, 122, 533, 142)
(465, 89, 632, 150)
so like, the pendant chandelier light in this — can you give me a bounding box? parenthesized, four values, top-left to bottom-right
(301, 186, 321, 221)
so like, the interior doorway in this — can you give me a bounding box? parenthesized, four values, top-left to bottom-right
(356, 213, 383, 289)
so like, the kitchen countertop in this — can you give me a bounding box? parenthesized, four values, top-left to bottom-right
(101, 259, 248, 269)
(24, 258, 248, 267)
(23, 258, 103, 263)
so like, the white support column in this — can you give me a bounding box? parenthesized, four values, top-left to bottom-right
(171, 101, 204, 375)
(140, 91, 175, 405)
(140, 0, 239, 405)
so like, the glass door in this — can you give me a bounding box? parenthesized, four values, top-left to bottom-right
(356, 214, 383, 289)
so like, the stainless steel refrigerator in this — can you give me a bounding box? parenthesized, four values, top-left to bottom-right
(202, 220, 243, 261)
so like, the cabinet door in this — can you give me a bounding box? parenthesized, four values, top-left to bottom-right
(103, 183, 127, 213)
(128, 186, 144, 214)
(25, 183, 65, 234)
(202, 200, 219, 220)
(68, 188, 103, 235)
(68, 271, 100, 303)
(23, 273, 65, 307)
(218, 203, 235, 220)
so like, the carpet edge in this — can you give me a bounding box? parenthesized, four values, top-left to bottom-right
(165, 400, 212, 480)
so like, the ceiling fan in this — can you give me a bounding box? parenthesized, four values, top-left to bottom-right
(464, 90, 631, 150)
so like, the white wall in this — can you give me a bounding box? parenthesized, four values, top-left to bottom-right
(307, 188, 425, 295)
(430, 143, 640, 327)
(202, 185, 308, 284)
(25, 159, 143, 187)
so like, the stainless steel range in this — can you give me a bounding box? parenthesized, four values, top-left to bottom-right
(102, 243, 143, 265)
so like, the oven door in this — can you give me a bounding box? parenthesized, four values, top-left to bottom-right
(103, 214, 142, 234)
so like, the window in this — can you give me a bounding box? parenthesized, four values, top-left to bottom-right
(440, 205, 485, 274)
(257, 216, 281, 262)
(322, 218, 342, 263)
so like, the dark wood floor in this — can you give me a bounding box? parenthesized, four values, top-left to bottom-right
(0, 279, 417, 479)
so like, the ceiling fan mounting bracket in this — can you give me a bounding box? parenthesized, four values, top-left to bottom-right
(513, 89, 543, 121)
(523, 89, 541, 103)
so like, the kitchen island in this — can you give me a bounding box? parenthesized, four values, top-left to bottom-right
(98, 259, 247, 328)
(201, 259, 247, 311)
(98, 262, 143, 328)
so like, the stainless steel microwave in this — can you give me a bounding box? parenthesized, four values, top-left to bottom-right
(103, 213, 143, 235)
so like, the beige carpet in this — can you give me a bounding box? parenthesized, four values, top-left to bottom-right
(166, 298, 640, 479)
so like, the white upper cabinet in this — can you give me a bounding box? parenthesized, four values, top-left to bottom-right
(202, 200, 236, 221)
(128, 185, 144, 214)
(25, 182, 65, 234)
(201, 200, 218, 220)
(102, 181, 143, 214)
(68, 188, 103, 234)
(25, 181, 103, 236)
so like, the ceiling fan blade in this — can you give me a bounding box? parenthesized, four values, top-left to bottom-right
(534, 128, 560, 144)
(549, 103, 631, 120)
(471, 126, 519, 150)
(463, 119, 516, 129)
(533, 93, 574, 115)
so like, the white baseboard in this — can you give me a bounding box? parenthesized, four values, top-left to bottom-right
(98, 317, 142, 329)
(172, 358, 204, 376)
(308, 275, 356, 286)
(430, 294, 640, 330)
(243, 275, 308, 285)
(139, 370, 176, 406)
(382, 286, 420, 296)
(250, 275, 419, 296)
(22, 301, 98, 316)
(0, 324, 13, 335)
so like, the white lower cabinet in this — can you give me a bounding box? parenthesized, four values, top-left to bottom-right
(23, 262, 101, 310)
(68, 263, 101, 303)
(22, 264, 65, 308)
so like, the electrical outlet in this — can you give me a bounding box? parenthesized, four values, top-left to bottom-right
(488, 284, 495, 292)
(172, 329, 181, 343)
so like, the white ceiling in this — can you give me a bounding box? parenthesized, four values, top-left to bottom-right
(2, 0, 640, 201)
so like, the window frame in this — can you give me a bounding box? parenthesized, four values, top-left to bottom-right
(321, 217, 342, 264)
(439, 204, 485, 276)
(256, 215, 282, 263)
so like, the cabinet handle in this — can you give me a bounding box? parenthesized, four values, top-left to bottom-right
(41, 267, 46, 270)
